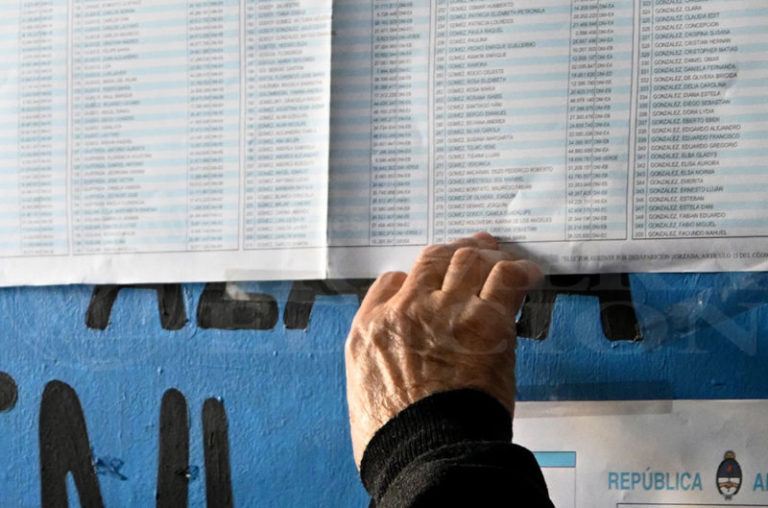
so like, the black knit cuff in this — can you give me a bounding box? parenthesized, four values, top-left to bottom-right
(359, 388, 512, 500)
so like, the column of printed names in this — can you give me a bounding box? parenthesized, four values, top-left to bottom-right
(633, 0, 768, 240)
(0, 1, 68, 257)
(433, 1, 573, 242)
(70, 0, 193, 253)
(243, 0, 331, 249)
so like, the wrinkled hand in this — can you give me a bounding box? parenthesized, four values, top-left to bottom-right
(345, 232, 543, 467)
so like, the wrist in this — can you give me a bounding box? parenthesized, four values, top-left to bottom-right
(359, 388, 512, 499)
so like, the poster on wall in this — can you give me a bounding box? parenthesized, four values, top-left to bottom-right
(2, 0, 768, 286)
(515, 400, 768, 507)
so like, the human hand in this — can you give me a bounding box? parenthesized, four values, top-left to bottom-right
(344, 232, 543, 467)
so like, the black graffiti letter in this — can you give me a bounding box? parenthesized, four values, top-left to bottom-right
(196, 282, 278, 330)
(157, 389, 190, 508)
(86, 284, 187, 331)
(284, 279, 374, 329)
(517, 273, 641, 342)
(0, 372, 18, 412)
(39, 380, 104, 508)
(202, 398, 234, 508)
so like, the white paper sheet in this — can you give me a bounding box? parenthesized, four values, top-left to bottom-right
(514, 400, 768, 507)
(2, 1, 768, 286)
(0, 0, 332, 285)
(326, 0, 768, 277)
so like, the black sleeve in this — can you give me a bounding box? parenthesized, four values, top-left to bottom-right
(359, 389, 555, 507)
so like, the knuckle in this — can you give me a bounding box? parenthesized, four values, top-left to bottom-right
(344, 332, 360, 356)
(430, 289, 450, 308)
(377, 271, 394, 282)
(389, 296, 413, 319)
(420, 244, 448, 259)
(494, 260, 527, 287)
(452, 246, 478, 265)
(379, 270, 405, 286)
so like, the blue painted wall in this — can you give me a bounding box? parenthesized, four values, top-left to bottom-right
(0, 273, 766, 506)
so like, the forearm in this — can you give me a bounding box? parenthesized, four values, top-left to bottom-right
(360, 389, 554, 507)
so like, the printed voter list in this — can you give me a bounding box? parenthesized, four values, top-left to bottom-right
(2, 0, 768, 285)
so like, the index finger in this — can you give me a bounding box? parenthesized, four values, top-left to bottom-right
(479, 259, 543, 314)
(402, 232, 498, 292)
